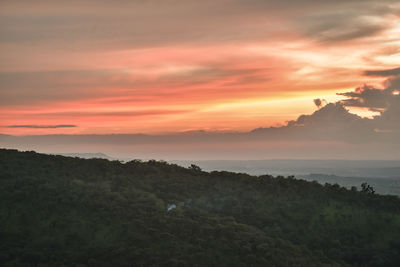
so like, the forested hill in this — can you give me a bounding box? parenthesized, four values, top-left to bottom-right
(1, 149, 400, 267)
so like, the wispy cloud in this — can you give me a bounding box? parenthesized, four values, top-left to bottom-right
(6, 124, 77, 129)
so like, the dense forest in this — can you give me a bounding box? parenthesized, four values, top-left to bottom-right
(0, 149, 399, 267)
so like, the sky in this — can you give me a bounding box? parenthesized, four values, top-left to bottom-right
(0, 0, 399, 159)
(0, 0, 399, 135)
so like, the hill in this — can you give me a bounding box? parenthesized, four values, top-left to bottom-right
(54, 153, 114, 160)
(0, 149, 399, 266)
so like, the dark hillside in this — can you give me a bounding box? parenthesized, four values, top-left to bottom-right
(0, 149, 399, 266)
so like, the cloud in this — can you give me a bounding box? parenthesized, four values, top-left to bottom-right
(6, 124, 77, 129)
(1, 74, 399, 159)
(372, 88, 400, 132)
(307, 21, 385, 43)
(0, 1, 399, 160)
(292, 3, 396, 43)
(313, 98, 322, 108)
(338, 76, 400, 111)
(0, 70, 132, 105)
(364, 67, 400, 77)
(1, 0, 398, 116)
(288, 102, 363, 127)
(0, 0, 397, 50)
(313, 98, 327, 108)
(334, 75, 400, 134)
(338, 85, 392, 110)
(0, 65, 268, 106)
(2, 97, 398, 160)
(252, 74, 400, 143)
(25, 110, 189, 118)
(385, 76, 400, 90)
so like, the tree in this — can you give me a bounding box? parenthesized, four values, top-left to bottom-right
(361, 182, 375, 194)
(189, 164, 202, 172)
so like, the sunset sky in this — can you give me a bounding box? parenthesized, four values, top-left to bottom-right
(1, 0, 400, 136)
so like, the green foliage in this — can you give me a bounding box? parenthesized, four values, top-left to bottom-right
(0, 149, 399, 266)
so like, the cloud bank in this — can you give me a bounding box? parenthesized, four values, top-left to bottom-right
(281, 72, 400, 139)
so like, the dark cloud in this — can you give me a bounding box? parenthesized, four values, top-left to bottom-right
(385, 76, 400, 90)
(284, 103, 373, 143)
(313, 98, 327, 108)
(6, 124, 77, 129)
(249, 101, 373, 144)
(364, 67, 400, 77)
(313, 98, 322, 107)
(338, 85, 392, 110)
(289, 102, 361, 126)
(333, 76, 400, 135)
(252, 75, 400, 143)
(338, 76, 400, 111)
